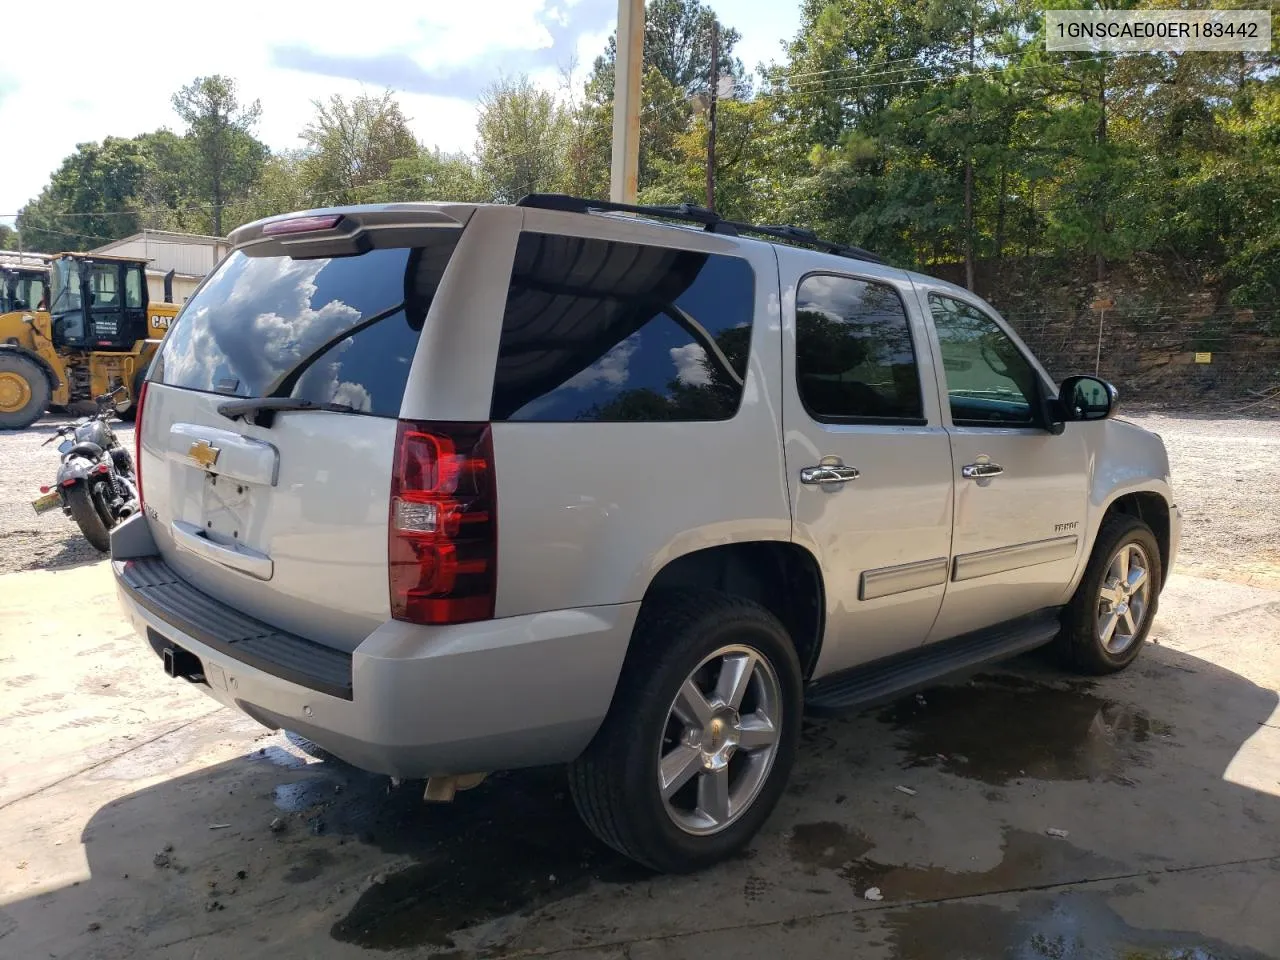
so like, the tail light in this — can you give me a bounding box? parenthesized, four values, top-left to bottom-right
(389, 421, 496, 625)
(134, 379, 148, 506)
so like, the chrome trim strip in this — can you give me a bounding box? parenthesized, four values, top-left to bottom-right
(859, 557, 949, 601)
(952, 535, 1079, 582)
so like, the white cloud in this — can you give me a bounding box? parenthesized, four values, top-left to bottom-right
(670, 342, 711, 386)
(563, 335, 637, 389)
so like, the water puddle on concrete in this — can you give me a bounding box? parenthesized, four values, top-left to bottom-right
(297, 767, 650, 951)
(878, 673, 1174, 785)
(788, 821, 874, 870)
(788, 820, 1122, 902)
(246, 744, 314, 770)
(883, 891, 1271, 960)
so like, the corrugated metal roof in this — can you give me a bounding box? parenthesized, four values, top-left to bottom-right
(92, 228, 227, 249)
(0, 252, 51, 271)
(90, 230, 230, 278)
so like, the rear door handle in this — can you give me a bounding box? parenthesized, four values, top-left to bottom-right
(961, 462, 1005, 479)
(800, 464, 861, 485)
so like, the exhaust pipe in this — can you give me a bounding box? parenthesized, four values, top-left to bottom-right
(163, 269, 175, 304)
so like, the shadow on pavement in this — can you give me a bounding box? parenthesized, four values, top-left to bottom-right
(1, 641, 1277, 959)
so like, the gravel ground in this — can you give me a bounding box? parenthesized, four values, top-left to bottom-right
(1123, 411, 1280, 588)
(0, 415, 134, 574)
(0, 411, 1277, 583)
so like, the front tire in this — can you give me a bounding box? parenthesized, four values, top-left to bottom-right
(569, 590, 802, 873)
(0, 354, 51, 430)
(1059, 514, 1162, 675)
(65, 483, 112, 552)
(118, 363, 148, 421)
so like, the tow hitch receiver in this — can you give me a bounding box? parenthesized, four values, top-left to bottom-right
(162, 643, 205, 684)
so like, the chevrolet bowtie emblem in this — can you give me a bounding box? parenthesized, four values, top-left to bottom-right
(187, 439, 221, 470)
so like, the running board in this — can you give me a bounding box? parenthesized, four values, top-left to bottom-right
(804, 608, 1062, 715)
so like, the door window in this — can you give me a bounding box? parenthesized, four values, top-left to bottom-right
(124, 266, 144, 309)
(794, 274, 924, 423)
(88, 263, 119, 308)
(929, 294, 1039, 426)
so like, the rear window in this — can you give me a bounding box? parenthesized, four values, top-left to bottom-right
(153, 232, 460, 417)
(490, 232, 755, 422)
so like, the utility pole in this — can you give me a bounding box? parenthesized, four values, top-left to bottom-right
(963, 11, 975, 291)
(610, 0, 645, 203)
(705, 18, 720, 212)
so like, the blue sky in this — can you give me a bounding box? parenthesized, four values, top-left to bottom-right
(0, 0, 801, 229)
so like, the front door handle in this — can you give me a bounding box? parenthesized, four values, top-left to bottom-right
(961, 462, 1005, 480)
(801, 464, 861, 485)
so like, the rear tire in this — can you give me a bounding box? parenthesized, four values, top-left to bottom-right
(1058, 514, 1162, 675)
(569, 590, 802, 873)
(65, 483, 112, 552)
(0, 354, 51, 430)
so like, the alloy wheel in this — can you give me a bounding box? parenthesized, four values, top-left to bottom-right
(657, 644, 783, 836)
(1096, 542, 1152, 654)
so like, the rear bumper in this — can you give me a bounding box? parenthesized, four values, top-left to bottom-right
(112, 552, 638, 778)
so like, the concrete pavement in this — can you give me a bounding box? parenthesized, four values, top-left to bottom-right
(1, 562, 1277, 959)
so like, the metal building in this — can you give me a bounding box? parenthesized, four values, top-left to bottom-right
(89, 230, 230, 304)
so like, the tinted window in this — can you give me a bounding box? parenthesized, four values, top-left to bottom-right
(491, 233, 755, 422)
(124, 266, 143, 309)
(155, 232, 459, 417)
(51, 258, 82, 312)
(929, 294, 1039, 426)
(89, 263, 118, 307)
(795, 274, 923, 422)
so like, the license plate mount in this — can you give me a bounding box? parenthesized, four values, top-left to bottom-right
(31, 491, 61, 514)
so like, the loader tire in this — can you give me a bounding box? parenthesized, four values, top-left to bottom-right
(0, 353, 50, 430)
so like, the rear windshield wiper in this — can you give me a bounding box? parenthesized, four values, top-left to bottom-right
(216, 299, 407, 428)
(217, 396, 355, 426)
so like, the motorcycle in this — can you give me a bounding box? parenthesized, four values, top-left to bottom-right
(31, 388, 139, 552)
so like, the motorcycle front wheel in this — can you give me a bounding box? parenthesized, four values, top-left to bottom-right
(65, 483, 112, 552)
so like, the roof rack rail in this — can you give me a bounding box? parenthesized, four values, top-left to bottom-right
(515, 193, 887, 266)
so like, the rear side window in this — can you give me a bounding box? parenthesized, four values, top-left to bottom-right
(795, 274, 924, 423)
(490, 232, 755, 422)
(153, 232, 460, 417)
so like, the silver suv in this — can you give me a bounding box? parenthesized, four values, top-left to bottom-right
(111, 195, 1180, 873)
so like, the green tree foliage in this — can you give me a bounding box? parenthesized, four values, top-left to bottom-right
(587, 0, 744, 98)
(9, 0, 1278, 314)
(15, 137, 150, 251)
(300, 91, 420, 205)
(0, 224, 16, 250)
(172, 75, 268, 235)
(474, 76, 570, 202)
(234, 150, 312, 225)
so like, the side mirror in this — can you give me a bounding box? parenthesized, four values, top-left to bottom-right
(1058, 375, 1117, 423)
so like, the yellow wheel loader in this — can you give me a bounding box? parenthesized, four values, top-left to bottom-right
(0, 252, 179, 429)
